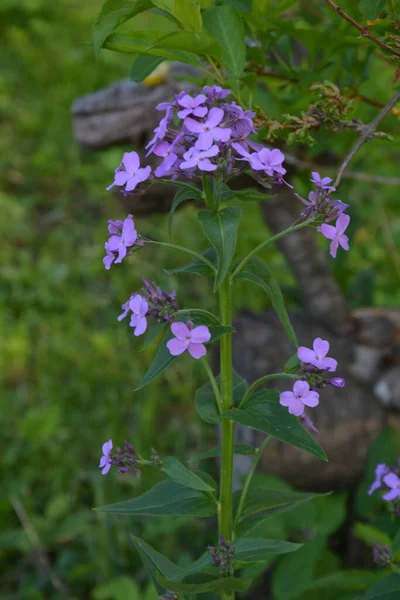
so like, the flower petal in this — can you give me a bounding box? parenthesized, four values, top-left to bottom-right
(198, 158, 217, 172)
(322, 357, 337, 372)
(130, 294, 144, 314)
(122, 217, 137, 245)
(287, 398, 305, 416)
(166, 338, 189, 355)
(293, 380, 310, 397)
(302, 390, 319, 408)
(383, 488, 400, 501)
(102, 439, 113, 455)
(338, 234, 349, 251)
(187, 342, 207, 359)
(329, 239, 339, 258)
(184, 117, 205, 134)
(336, 213, 350, 234)
(122, 151, 140, 174)
(297, 346, 315, 364)
(313, 337, 329, 358)
(320, 223, 336, 241)
(279, 391, 295, 407)
(212, 127, 231, 142)
(133, 315, 147, 336)
(195, 132, 213, 150)
(171, 322, 190, 340)
(139, 297, 149, 316)
(101, 461, 112, 475)
(190, 325, 211, 343)
(206, 107, 224, 128)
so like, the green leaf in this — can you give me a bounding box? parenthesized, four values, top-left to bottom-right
(363, 575, 400, 599)
(156, 572, 250, 594)
(203, 5, 246, 79)
(223, 0, 252, 12)
(93, 576, 140, 600)
(150, 31, 221, 58)
(198, 207, 241, 291)
(104, 33, 201, 66)
(358, 0, 387, 20)
(392, 528, 400, 556)
(188, 444, 256, 462)
(130, 536, 183, 594)
(161, 456, 216, 492)
(305, 570, 385, 593)
(232, 537, 302, 564)
(93, 0, 153, 55)
(284, 353, 301, 373)
(164, 247, 217, 277)
(97, 480, 216, 517)
(130, 55, 163, 82)
(141, 322, 167, 351)
(353, 522, 392, 548)
(135, 322, 234, 390)
(152, 0, 202, 31)
(195, 369, 247, 424)
(234, 257, 298, 347)
(223, 389, 327, 461)
(168, 187, 202, 241)
(221, 184, 274, 203)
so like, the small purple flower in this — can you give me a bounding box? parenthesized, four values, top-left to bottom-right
(107, 152, 151, 193)
(329, 377, 346, 388)
(106, 215, 138, 264)
(99, 439, 113, 475)
(325, 200, 350, 222)
(310, 172, 336, 192)
(372, 542, 391, 567)
(223, 102, 256, 135)
(180, 145, 219, 172)
(146, 106, 174, 154)
(279, 380, 320, 416)
(185, 107, 231, 150)
(129, 294, 149, 336)
(103, 243, 116, 270)
(382, 472, 400, 501)
(166, 322, 211, 359)
(177, 94, 208, 119)
(118, 293, 136, 322)
(203, 85, 231, 99)
(368, 463, 389, 495)
(297, 337, 338, 372)
(153, 141, 179, 177)
(319, 214, 350, 258)
(251, 148, 286, 176)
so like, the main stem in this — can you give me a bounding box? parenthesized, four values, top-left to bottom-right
(218, 278, 235, 600)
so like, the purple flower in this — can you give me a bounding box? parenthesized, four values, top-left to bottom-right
(202, 85, 231, 99)
(99, 439, 113, 475)
(372, 542, 391, 566)
(118, 293, 136, 321)
(368, 463, 389, 495)
(153, 141, 179, 177)
(103, 243, 116, 270)
(279, 380, 320, 416)
(319, 214, 350, 258)
(180, 145, 219, 172)
(177, 94, 208, 119)
(129, 294, 149, 336)
(251, 148, 286, 176)
(325, 200, 350, 222)
(166, 322, 211, 359)
(382, 472, 400, 501)
(146, 106, 173, 154)
(311, 172, 336, 192)
(106, 215, 138, 264)
(107, 152, 151, 192)
(185, 107, 231, 150)
(223, 102, 256, 135)
(329, 377, 346, 388)
(297, 337, 338, 372)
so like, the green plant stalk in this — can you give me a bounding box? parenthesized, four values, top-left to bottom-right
(239, 372, 299, 409)
(218, 277, 235, 600)
(233, 435, 271, 532)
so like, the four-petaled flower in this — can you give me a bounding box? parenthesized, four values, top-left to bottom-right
(106, 215, 137, 264)
(368, 463, 388, 495)
(177, 94, 208, 119)
(298, 337, 338, 372)
(279, 381, 320, 416)
(167, 322, 211, 359)
(251, 148, 286, 177)
(99, 439, 113, 475)
(319, 214, 350, 258)
(382, 472, 400, 501)
(107, 152, 151, 192)
(180, 146, 219, 172)
(129, 294, 149, 336)
(310, 171, 336, 192)
(153, 141, 179, 177)
(185, 107, 231, 150)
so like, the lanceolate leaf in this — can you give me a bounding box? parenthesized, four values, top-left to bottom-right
(130, 55, 163, 82)
(223, 390, 327, 461)
(130, 536, 183, 594)
(97, 480, 216, 517)
(156, 572, 251, 594)
(203, 5, 246, 79)
(188, 444, 256, 462)
(358, 0, 387, 20)
(104, 33, 201, 66)
(164, 247, 217, 277)
(152, 0, 203, 32)
(161, 456, 216, 492)
(198, 207, 241, 291)
(233, 538, 303, 563)
(168, 187, 202, 241)
(234, 257, 298, 347)
(363, 574, 400, 599)
(93, 0, 153, 55)
(195, 369, 247, 424)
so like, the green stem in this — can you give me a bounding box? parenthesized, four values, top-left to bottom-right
(218, 278, 235, 600)
(202, 357, 222, 414)
(145, 240, 216, 272)
(239, 373, 299, 409)
(230, 217, 315, 281)
(233, 436, 271, 532)
(178, 308, 221, 325)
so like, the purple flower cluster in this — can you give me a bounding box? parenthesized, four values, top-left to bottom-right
(208, 535, 236, 577)
(103, 215, 143, 269)
(280, 337, 345, 425)
(98, 440, 140, 475)
(297, 171, 351, 259)
(368, 462, 400, 501)
(372, 542, 391, 567)
(107, 151, 152, 194)
(143, 85, 286, 185)
(118, 279, 179, 336)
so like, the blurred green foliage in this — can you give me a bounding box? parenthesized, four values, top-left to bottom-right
(1, 0, 400, 598)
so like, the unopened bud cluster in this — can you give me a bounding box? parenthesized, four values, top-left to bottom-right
(208, 535, 236, 577)
(372, 542, 391, 567)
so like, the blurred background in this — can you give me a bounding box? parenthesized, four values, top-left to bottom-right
(2, 1, 400, 599)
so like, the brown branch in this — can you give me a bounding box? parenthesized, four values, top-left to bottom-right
(325, 0, 400, 59)
(334, 88, 400, 187)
